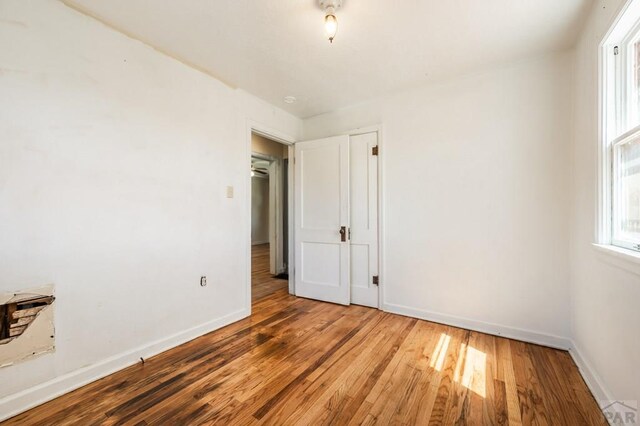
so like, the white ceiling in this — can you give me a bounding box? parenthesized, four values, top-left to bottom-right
(65, 0, 593, 118)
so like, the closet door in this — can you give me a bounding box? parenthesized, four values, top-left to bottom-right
(294, 135, 350, 305)
(349, 132, 379, 308)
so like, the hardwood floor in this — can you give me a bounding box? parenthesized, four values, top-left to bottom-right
(3, 263, 605, 425)
(251, 244, 288, 301)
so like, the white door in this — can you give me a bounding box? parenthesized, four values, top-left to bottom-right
(294, 135, 350, 305)
(349, 132, 379, 307)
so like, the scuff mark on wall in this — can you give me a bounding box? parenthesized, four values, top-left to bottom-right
(0, 285, 55, 368)
(0, 19, 28, 28)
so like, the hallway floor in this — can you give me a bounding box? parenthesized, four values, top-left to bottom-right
(251, 244, 287, 301)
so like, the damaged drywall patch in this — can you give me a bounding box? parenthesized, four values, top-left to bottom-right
(0, 285, 55, 367)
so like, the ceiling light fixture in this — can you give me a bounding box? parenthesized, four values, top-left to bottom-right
(319, 0, 342, 43)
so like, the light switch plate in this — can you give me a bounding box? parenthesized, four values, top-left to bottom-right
(226, 186, 234, 198)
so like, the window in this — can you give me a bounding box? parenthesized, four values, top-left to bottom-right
(612, 132, 640, 249)
(602, 2, 640, 251)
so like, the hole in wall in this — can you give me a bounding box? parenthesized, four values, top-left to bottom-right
(0, 285, 56, 368)
(0, 294, 55, 344)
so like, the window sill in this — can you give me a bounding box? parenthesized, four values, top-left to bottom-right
(592, 243, 640, 276)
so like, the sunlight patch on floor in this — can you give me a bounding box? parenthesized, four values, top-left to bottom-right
(430, 334, 488, 398)
(430, 333, 451, 372)
(460, 345, 487, 397)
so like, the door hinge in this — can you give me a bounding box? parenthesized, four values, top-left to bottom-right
(614, 46, 619, 56)
(372, 275, 379, 286)
(372, 145, 379, 156)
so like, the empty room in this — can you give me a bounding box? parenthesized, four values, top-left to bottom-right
(0, 0, 638, 424)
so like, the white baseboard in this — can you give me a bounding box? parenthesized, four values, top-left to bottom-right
(568, 340, 614, 406)
(382, 302, 571, 350)
(0, 308, 249, 422)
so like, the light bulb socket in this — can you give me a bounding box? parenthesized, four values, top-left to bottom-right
(318, 0, 342, 11)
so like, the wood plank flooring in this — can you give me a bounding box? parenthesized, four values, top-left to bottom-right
(251, 244, 288, 301)
(2, 252, 606, 425)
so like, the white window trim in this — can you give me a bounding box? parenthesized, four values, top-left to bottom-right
(597, 0, 640, 268)
(592, 243, 640, 276)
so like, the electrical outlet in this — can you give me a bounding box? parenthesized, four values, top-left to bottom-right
(200, 276, 207, 287)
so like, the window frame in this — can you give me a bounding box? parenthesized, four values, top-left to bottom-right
(600, 3, 640, 253)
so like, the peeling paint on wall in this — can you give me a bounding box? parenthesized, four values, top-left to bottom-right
(0, 285, 55, 368)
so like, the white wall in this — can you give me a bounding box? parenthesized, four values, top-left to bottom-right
(0, 0, 301, 419)
(251, 177, 269, 244)
(571, 0, 640, 405)
(304, 53, 574, 346)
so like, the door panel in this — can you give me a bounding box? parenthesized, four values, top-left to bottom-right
(301, 242, 341, 287)
(349, 132, 379, 307)
(300, 144, 341, 229)
(295, 135, 350, 305)
(350, 243, 370, 288)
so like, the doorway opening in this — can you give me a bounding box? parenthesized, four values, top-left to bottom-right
(250, 132, 290, 302)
